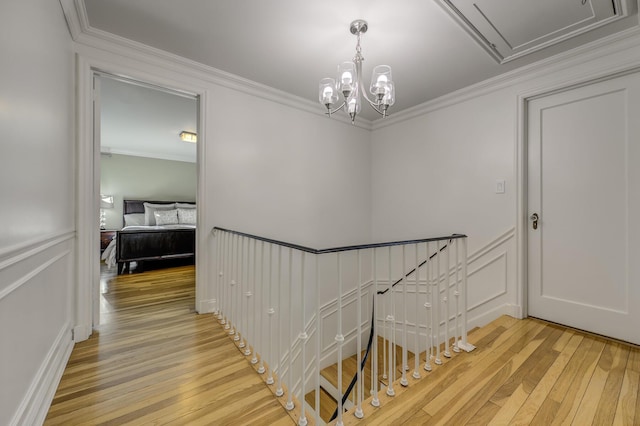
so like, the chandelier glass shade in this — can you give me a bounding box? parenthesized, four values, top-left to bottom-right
(319, 20, 395, 123)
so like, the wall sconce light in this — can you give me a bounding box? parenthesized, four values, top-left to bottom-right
(100, 194, 114, 229)
(180, 131, 197, 143)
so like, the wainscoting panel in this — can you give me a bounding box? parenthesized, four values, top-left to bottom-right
(466, 228, 517, 327)
(0, 233, 75, 426)
(319, 282, 373, 370)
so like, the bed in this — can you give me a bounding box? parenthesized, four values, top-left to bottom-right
(102, 200, 196, 274)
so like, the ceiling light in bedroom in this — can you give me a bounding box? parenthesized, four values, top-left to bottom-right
(180, 131, 197, 143)
(318, 19, 395, 124)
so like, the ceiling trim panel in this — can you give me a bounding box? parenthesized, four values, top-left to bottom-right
(437, 0, 629, 63)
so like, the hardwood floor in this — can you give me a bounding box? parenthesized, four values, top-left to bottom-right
(45, 264, 292, 425)
(46, 265, 640, 425)
(341, 316, 640, 425)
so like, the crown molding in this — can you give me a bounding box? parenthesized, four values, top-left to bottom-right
(60, 0, 640, 134)
(372, 23, 640, 131)
(59, 0, 372, 131)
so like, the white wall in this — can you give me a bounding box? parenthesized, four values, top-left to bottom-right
(206, 85, 372, 249)
(0, 1, 75, 424)
(371, 88, 518, 326)
(371, 88, 515, 247)
(371, 29, 640, 327)
(100, 154, 197, 229)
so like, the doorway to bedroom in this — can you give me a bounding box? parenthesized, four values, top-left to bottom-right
(96, 73, 199, 322)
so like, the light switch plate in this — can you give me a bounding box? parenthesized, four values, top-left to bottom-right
(496, 180, 505, 194)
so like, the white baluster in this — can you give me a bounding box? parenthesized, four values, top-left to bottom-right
(457, 237, 476, 352)
(257, 241, 265, 371)
(413, 243, 421, 379)
(242, 238, 251, 352)
(336, 252, 345, 425)
(298, 251, 308, 426)
(314, 253, 321, 425)
(355, 250, 364, 418)
(275, 245, 284, 397)
(400, 245, 408, 387)
(434, 241, 441, 365)
(286, 248, 294, 411)
(453, 238, 460, 353)
(382, 249, 387, 382)
(237, 236, 245, 344)
(219, 232, 226, 324)
(444, 241, 451, 358)
(371, 248, 380, 407)
(228, 234, 236, 333)
(247, 239, 256, 358)
(267, 243, 275, 383)
(424, 241, 432, 372)
(213, 230, 219, 316)
(386, 246, 395, 397)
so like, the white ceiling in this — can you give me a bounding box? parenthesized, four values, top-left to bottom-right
(82, 0, 639, 122)
(79, 0, 638, 161)
(99, 75, 198, 163)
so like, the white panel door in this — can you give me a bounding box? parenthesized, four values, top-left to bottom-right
(528, 72, 640, 344)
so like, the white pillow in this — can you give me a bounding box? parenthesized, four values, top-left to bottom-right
(123, 213, 145, 227)
(154, 209, 179, 226)
(177, 208, 196, 225)
(143, 202, 176, 225)
(175, 202, 196, 209)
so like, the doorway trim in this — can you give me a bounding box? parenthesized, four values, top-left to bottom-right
(515, 65, 640, 323)
(74, 53, 208, 341)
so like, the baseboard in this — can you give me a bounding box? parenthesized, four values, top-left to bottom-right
(198, 298, 216, 314)
(73, 324, 92, 342)
(467, 303, 520, 330)
(11, 325, 73, 426)
(505, 303, 523, 319)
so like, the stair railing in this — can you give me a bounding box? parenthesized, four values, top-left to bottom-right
(328, 237, 476, 422)
(211, 227, 471, 425)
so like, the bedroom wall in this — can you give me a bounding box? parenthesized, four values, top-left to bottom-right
(100, 154, 197, 229)
(0, 0, 75, 424)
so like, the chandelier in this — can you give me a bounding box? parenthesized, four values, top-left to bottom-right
(319, 19, 395, 123)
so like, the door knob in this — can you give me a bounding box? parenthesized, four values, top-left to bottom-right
(530, 213, 539, 230)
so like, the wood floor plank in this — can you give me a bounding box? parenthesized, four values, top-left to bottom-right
(508, 333, 583, 425)
(612, 350, 640, 426)
(343, 319, 539, 425)
(552, 339, 607, 425)
(345, 321, 537, 425)
(47, 264, 640, 426)
(589, 342, 630, 426)
(431, 326, 562, 425)
(423, 323, 550, 422)
(468, 400, 502, 425)
(45, 264, 293, 426)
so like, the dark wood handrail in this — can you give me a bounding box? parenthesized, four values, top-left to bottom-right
(212, 226, 466, 255)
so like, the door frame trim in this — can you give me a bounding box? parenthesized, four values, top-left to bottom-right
(75, 53, 208, 341)
(515, 65, 640, 320)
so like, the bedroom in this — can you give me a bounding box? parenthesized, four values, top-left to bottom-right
(97, 74, 198, 290)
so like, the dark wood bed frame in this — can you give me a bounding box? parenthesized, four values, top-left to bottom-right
(116, 200, 196, 274)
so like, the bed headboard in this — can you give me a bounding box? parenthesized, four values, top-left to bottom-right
(123, 200, 195, 215)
